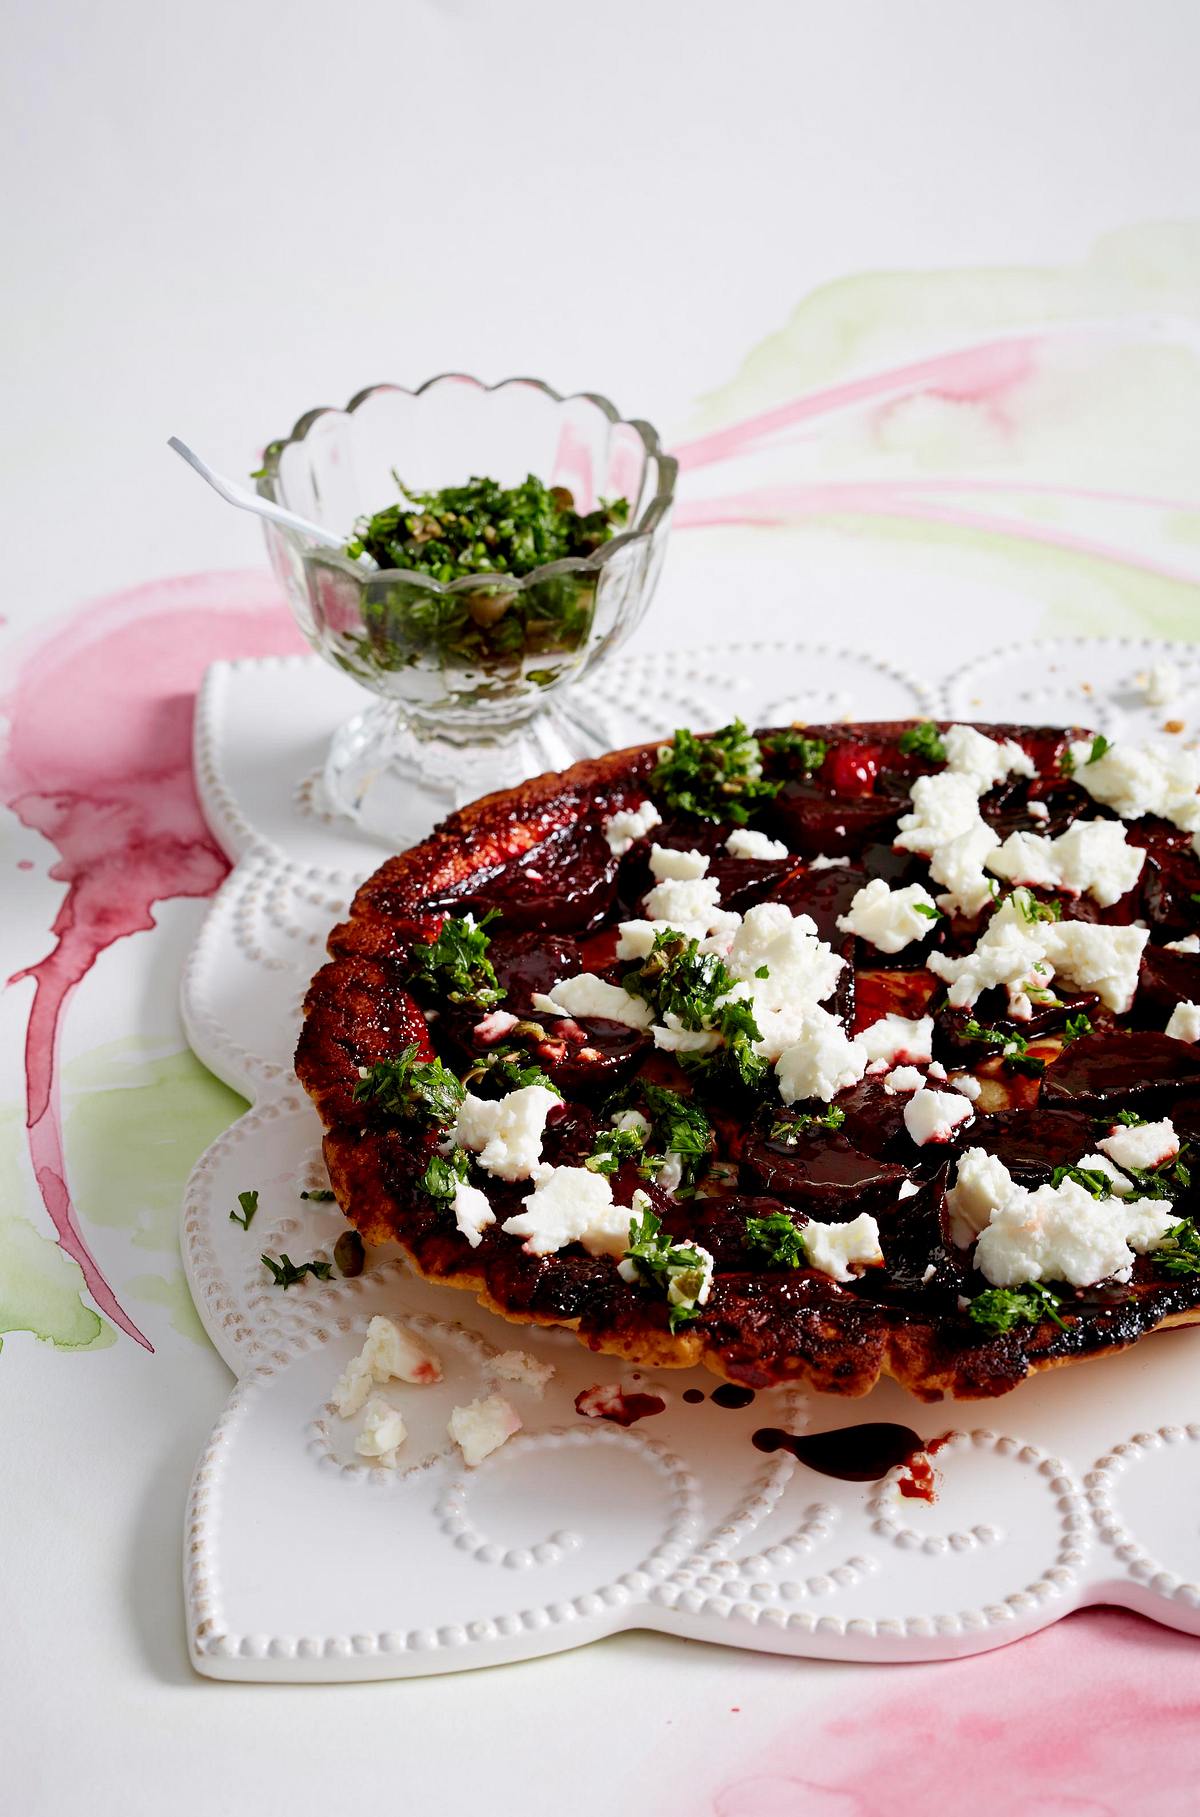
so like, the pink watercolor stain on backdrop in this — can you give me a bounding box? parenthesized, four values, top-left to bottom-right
(709, 1608, 1200, 1817)
(1, 571, 303, 1348)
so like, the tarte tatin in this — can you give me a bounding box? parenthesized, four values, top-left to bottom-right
(296, 718, 1200, 1401)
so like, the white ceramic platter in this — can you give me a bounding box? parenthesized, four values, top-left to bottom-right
(181, 640, 1200, 1681)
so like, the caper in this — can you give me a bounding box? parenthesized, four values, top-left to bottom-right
(334, 1229, 365, 1277)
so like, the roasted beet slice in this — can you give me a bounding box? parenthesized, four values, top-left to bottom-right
(975, 1105, 1097, 1181)
(1133, 946, 1200, 1030)
(707, 855, 792, 911)
(834, 1074, 912, 1159)
(438, 822, 619, 933)
(1040, 1029, 1200, 1114)
(488, 930, 583, 1013)
(772, 863, 866, 942)
(523, 1015, 650, 1099)
(741, 1129, 910, 1214)
(1141, 849, 1200, 939)
(872, 1167, 968, 1307)
(771, 782, 902, 858)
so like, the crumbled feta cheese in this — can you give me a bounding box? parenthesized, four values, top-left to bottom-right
(332, 1315, 444, 1416)
(448, 1394, 522, 1467)
(656, 1152, 685, 1193)
(1038, 920, 1149, 1014)
(474, 1009, 519, 1045)
(949, 1071, 982, 1101)
(648, 843, 709, 883)
(986, 820, 1145, 907)
(355, 1397, 406, 1467)
(1167, 1000, 1200, 1043)
(613, 1108, 651, 1139)
(452, 1177, 495, 1248)
(942, 724, 1036, 794)
(725, 903, 845, 1060)
(884, 1065, 925, 1094)
(895, 771, 986, 855)
(532, 973, 655, 1030)
(927, 893, 1050, 1011)
(488, 1350, 555, 1396)
(775, 1007, 868, 1104)
(928, 818, 1003, 919)
(1097, 1118, 1179, 1172)
(903, 1087, 975, 1147)
(801, 1212, 884, 1282)
(454, 1084, 561, 1183)
(651, 1019, 724, 1055)
(1067, 739, 1200, 835)
(927, 1060, 947, 1080)
(857, 1012, 935, 1067)
(975, 1176, 1176, 1288)
(808, 853, 849, 870)
(603, 799, 662, 855)
(1166, 935, 1200, 954)
(1027, 800, 1050, 823)
(1076, 1152, 1134, 1197)
(645, 878, 742, 947)
(898, 1180, 920, 1200)
(725, 827, 789, 860)
(836, 878, 941, 954)
(1141, 661, 1182, 708)
(946, 1148, 1017, 1247)
(501, 1166, 635, 1257)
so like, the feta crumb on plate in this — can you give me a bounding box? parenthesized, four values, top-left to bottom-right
(448, 1394, 522, 1467)
(355, 1396, 407, 1467)
(488, 1350, 555, 1396)
(332, 1315, 443, 1416)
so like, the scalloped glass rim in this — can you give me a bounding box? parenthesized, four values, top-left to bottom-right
(254, 373, 678, 590)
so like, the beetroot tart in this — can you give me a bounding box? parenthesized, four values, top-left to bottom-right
(296, 717, 1200, 1401)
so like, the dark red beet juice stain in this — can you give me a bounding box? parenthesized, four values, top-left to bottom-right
(682, 1388, 706, 1404)
(752, 1422, 924, 1482)
(575, 1386, 666, 1426)
(710, 1384, 756, 1410)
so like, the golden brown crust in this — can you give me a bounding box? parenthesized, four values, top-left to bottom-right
(296, 722, 1200, 1401)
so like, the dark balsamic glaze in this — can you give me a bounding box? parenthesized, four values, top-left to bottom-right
(710, 1383, 756, 1410)
(752, 1421, 923, 1481)
(574, 1386, 665, 1426)
(682, 1388, 706, 1404)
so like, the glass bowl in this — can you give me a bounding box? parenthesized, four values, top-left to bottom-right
(256, 375, 677, 844)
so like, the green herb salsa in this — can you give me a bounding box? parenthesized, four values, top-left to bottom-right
(342, 473, 629, 681)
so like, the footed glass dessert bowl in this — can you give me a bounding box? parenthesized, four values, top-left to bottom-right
(256, 374, 677, 845)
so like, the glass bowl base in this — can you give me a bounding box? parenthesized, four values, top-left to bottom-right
(323, 695, 618, 847)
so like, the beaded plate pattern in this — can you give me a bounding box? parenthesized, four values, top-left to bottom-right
(181, 642, 1200, 1680)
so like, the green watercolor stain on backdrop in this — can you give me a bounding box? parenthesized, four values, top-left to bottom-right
(0, 1041, 247, 1355)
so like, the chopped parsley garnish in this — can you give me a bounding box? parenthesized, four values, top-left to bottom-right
(1048, 1164, 1114, 1200)
(899, 721, 947, 763)
(968, 1282, 1067, 1333)
(586, 1124, 647, 1176)
(682, 995, 769, 1096)
(769, 1106, 846, 1143)
(261, 1252, 333, 1289)
(419, 1149, 472, 1203)
(353, 1046, 465, 1128)
(1115, 1109, 1146, 1126)
(1122, 1149, 1192, 1204)
(743, 1211, 807, 1268)
(1156, 1218, 1200, 1277)
(462, 1045, 560, 1095)
(408, 911, 504, 1010)
(623, 1202, 711, 1332)
(346, 473, 628, 578)
(641, 1084, 714, 1186)
(1061, 1013, 1093, 1045)
(764, 730, 827, 773)
(912, 901, 943, 921)
(622, 929, 738, 1029)
(960, 1020, 1045, 1077)
(299, 1188, 336, 1201)
(650, 720, 781, 825)
(1085, 734, 1111, 765)
(229, 1189, 259, 1230)
(1009, 888, 1061, 925)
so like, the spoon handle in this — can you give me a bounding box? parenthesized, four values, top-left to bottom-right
(167, 437, 349, 552)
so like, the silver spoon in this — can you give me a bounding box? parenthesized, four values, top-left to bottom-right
(167, 436, 352, 553)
